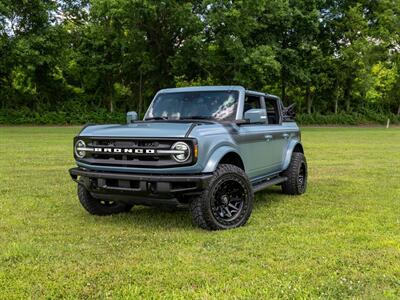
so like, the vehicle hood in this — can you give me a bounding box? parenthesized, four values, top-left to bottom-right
(79, 122, 194, 138)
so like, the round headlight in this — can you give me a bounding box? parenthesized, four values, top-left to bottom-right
(74, 140, 86, 158)
(171, 142, 191, 163)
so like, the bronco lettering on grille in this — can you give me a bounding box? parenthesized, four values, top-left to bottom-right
(92, 147, 155, 154)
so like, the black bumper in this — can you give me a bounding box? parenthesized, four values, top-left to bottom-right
(69, 167, 212, 196)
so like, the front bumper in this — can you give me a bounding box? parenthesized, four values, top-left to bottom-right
(69, 167, 212, 201)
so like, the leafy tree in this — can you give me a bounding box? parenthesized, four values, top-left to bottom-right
(0, 0, 399, 122)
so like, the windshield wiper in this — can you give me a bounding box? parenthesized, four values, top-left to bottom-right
(145, 116, 169, 121)
(180, 116, 214, 120)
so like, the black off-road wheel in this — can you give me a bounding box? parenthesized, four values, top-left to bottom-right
(189, 164, 253, 230)
(281, 152, 308, 195)
(77, 184, 133, 215)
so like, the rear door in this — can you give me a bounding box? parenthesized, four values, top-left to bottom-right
(263, 96, 289, 173)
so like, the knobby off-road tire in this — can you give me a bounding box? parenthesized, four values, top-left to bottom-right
(78, 184, 133, 215)
(281, 152, 308, 195)
(189, 164, 253, 230)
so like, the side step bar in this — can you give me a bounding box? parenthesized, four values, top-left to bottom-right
(252, 176, 287, 193)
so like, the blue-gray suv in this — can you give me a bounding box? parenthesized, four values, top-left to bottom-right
(69, 86, 307, 230)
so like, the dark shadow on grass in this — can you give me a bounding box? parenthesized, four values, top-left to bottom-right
(253, 186, 288, 209)
(85, 186, 289, 230)
(95, 204, 194, 230)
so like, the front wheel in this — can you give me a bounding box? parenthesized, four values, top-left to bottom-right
(77, 185, 133, 215)
(281, 152, 308, 195)
(189, 164, 253, 230)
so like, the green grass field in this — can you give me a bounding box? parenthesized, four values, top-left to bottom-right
(0, 127, 399, 299)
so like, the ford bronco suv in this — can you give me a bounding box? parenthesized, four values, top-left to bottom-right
(69, 86, 307, 230)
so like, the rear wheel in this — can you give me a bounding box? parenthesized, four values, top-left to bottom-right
(281, 152, 308, 195)
(77, 185, 133, 215)
(189, 164, 253, 230)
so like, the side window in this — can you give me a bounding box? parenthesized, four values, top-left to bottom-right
(244, 95, 262, 113)
(265, 98, 280, 125)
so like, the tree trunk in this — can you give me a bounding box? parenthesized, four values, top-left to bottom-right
(109, 97, 114, 113)
(334, 97, 338, 114)
(305, 80, 312, 114)
(106, 74, 114, 113)
(344, 77, 352, 112)
(360, 88, 366, 110)
(281, 69, 286, 104)
(334, 79, 339, 114)
(345, 97, 350, 112)
(397, 103, 400, 115)
(138, 70, 142, 117)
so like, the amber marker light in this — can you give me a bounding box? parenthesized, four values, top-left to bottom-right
(194, 144, 198, 159)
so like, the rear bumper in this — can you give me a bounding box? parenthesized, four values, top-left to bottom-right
(69, 167, 212, 200)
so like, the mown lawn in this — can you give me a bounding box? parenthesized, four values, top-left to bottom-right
(0, 127, 399, 299)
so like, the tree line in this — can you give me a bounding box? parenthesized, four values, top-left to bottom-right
(1, 0, 399, 123)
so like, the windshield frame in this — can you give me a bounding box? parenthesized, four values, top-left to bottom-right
(144, 90, 240, 122)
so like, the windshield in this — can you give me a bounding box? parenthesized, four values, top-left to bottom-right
(145, 91, 238, 121)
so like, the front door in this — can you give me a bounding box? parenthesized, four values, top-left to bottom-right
(237, 94, 270, 178)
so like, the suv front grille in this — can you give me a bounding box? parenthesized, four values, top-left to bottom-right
(74, 137, 196, 168)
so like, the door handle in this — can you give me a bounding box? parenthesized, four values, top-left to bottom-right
(264, 134, 273, 141)
(282, 133, 289, 139)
